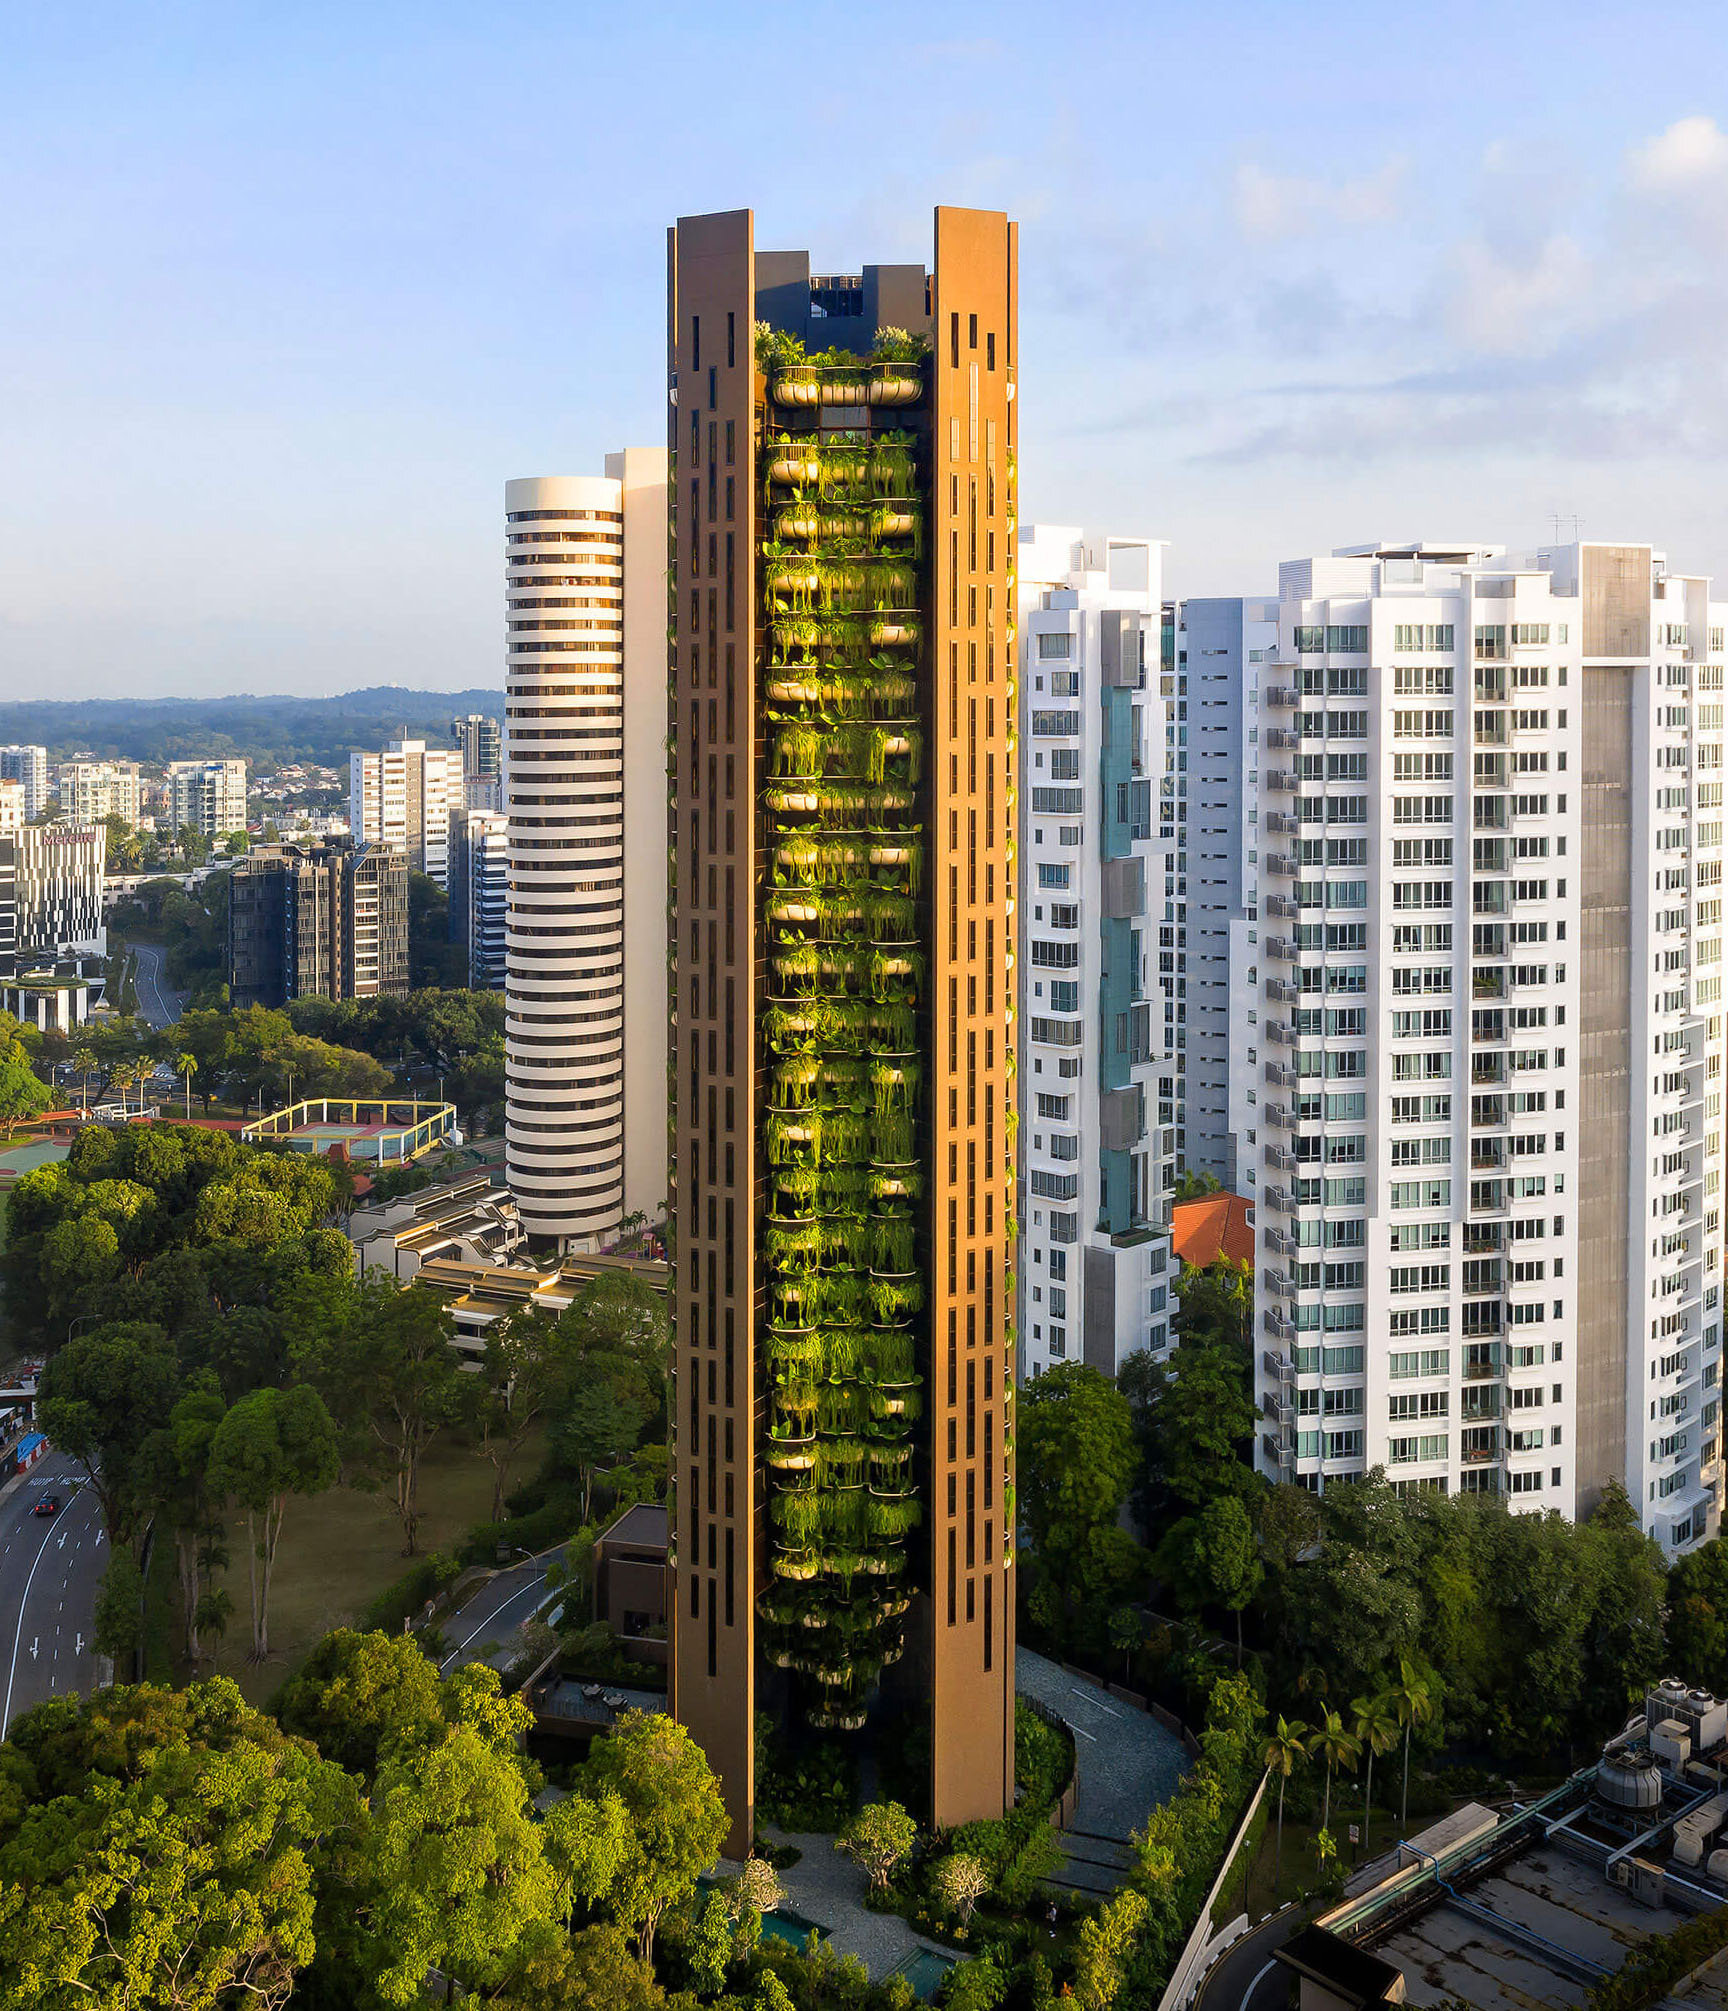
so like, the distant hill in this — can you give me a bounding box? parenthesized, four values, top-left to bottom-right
(0, 687, 504, 771)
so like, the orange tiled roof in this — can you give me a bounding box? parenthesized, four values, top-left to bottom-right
(1172, 1191, 1255, 1271)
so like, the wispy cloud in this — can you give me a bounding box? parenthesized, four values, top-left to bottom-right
(1446, 233, 1591, 353)
(1030, 108, 1728, 483)
(1230, 157, 1406, 238)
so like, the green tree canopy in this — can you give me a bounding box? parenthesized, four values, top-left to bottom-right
(0, 1031, 52, 1138)
(0, 1678, 359, 2011)
(358, 1724, 570, 2005)
(1018, 1364, 1147, 1656)
(575, 1712, 729, 1960)
(36, 1322, 181, 1549)
(276, 1628, 446, 1782)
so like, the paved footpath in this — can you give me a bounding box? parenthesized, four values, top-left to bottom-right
(1015, 1647, 1189, 1837)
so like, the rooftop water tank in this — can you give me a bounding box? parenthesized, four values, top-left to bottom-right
(1598, 1750, 1663, 1810)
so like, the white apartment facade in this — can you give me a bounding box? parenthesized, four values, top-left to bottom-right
(58, 761, 140, 828)
(1250, 540, 1724, 1553)
(503, 451, 668, 1250)
(0, 747, 48, 819)
(1181, 597, 1279, 1193)
(349, 739, 461, 887)
(1017, 526, 1178, 1378)
(168, 759, 248, 838)
(452, 807, 508, 989)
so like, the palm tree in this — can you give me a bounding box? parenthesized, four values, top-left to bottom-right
(70, 1045, 95, 1114)
(1311, 1707, 1361, 1844)
(1352, 1690, 1401, 1858)
(1262, 1715, 1309, 1895)
(1388, 1657, 1437, 1833)
(177, 1051, 198, 1121)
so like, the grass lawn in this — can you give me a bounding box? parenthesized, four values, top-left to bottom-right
(1237, 1778, 1487, 1919)
(198, 1431, 543, 1704)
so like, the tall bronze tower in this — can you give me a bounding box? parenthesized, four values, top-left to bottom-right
(667, 207, 1018, 1850)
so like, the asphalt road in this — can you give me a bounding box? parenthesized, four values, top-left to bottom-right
(129, 940, 185, 1029)
(1193, 1909, 1305, 2011)
(0, 1453, 106, 1734)
(439, 1559, 554, 1675)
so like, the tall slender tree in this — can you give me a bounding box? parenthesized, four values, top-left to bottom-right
(1262, 1715, 1310, 1896)
(1388, 1656, 1437, 1832)
(207, 1384, 341, 1659)
(1351, 1690, 1401, 1857)
(1310, 1708, 1360, 1846)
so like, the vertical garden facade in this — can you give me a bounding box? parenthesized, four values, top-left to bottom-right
(668, 209, 1018, 1853)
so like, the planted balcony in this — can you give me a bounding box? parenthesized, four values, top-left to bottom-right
(756, 344, 930, 1728)
(760, 428, 918, 501)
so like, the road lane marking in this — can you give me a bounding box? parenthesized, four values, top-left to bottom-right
(439, 1572, 549, 1670)
(3, 1487, 99, 1732)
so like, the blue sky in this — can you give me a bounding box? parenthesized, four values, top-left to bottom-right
(4, 0, 1728, 697)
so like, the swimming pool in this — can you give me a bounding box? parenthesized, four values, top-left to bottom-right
(892, 1948, 956, 2001)
(760, 1906, 829, 1948)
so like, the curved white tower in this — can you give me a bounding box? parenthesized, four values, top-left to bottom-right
(504, 462, 667, 1249)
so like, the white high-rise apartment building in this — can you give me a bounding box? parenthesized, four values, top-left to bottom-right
(349, 739, 461, 887)
(451, 807, 508, 989)
(0, 747, 48, 819)
(168, 759, 248, 838)
(1181, 598, 1279, 1192)
(1247, 540, 1725, 1552)
(503, 452, 668, 1250)
(1017, 526, 1178, 1377)
(58, 761, 140, 828)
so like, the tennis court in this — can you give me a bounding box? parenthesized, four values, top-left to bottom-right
(242, 1098, 455, 1167)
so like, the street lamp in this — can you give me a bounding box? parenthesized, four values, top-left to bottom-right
(66, 1313, 101, 1346)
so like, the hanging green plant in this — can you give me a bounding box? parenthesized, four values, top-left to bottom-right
(871, 1211, 916, 1273)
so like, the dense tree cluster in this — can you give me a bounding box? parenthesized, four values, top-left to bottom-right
(1020, 1257, 1675, 1776)
(0, 1646, 731, 2011)
(0, 1010, 54, 1138)
(43, 985, 504, 1128)
(6, 1121, 352, 1347)
(10, 1120, 667, 1668)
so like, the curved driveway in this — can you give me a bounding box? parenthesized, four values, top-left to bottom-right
(439, 1557, 554, 1673)
(1193, 1909, 1309, 2011)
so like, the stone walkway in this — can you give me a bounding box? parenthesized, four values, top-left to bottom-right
(715, 1659, 1191, 1959)
(754, 1825, 949, 1976)
(1014, 1647, 1190, 1894)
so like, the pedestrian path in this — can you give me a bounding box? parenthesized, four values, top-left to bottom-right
(1014, 1647, 1190, 1895)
